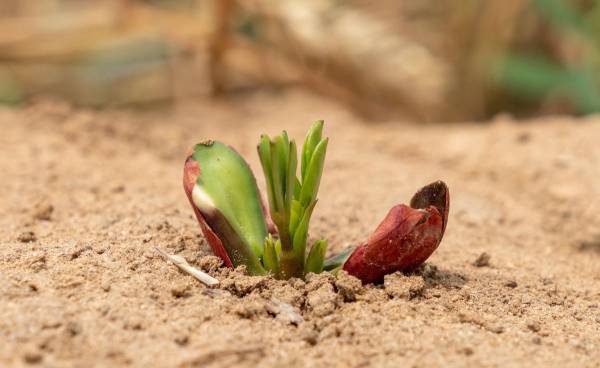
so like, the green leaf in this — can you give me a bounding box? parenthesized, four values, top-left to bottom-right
(566, 69, 600, 113)
(276, 133, 289, 182)
(289, 199, 303, 239)
(191, 141, 268, 274)
(323, 246, 356, 271)
(192, 191, 265, 275)
(534, 0, 589, 36)
(293, 177, 302, 200)
(270, 140, 286, 214)
(299, 138, 328, 207)
(301, 120, 324, 181)
(257, 135, 276, 212)
(495, 54, 600, 113)
(281, 131, 290, 165)
(263, 234, 280, 276)
(285, 140, 298, 213)
(305, 239, 327, 274)
(494, 54, 569, 98)
(292, 200, 317, 256)
(275, 238, 282, 258)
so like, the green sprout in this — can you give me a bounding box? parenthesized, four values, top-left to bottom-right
(184, 121, 328, 280)
(257, 121, 329, 279)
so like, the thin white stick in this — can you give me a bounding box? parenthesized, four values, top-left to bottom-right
(154, 247, 219, 286)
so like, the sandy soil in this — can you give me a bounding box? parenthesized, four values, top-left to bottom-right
(1, 90, 600, 367)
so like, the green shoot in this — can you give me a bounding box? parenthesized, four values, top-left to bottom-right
(257, 121, 329, 279)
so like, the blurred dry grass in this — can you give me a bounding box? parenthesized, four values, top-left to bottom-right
(0, 0, 598, 121)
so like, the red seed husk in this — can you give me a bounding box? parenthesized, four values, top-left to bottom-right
(343, 181, 449, 284)
(410, 180, 449, 236)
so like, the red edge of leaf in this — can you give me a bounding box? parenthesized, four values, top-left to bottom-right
(183, 155, 234, 267)
(343, 181, 449, 284)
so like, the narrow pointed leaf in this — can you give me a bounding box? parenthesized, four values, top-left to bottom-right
(275, 238, 281, 258)
(301, 120, 324, 180)
(280, 131, 290, 165)
(323, 245, 356, 271)
(289, 200, 303, 238)
(305, 239, 327, 274)
(270, 141, 286, 214)
(299, 138, 328, 207)
(285, 140, 298, 213)
(258, 135, 277, 212)
(293, 177, 301, 200)
(292, 200, 317, 255)
(263, 235, 280, 277)
(276, 134, 289, 186)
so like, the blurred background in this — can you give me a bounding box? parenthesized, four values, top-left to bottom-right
(1, 0, 599, 122)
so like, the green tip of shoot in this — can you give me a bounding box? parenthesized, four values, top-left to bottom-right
(301, 120, 324, 181)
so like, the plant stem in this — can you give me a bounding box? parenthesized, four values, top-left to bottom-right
(279, 251, 304, 279)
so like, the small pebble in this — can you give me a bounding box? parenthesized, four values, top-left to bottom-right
(124, 318, 143, 331)
(66, 321, 82, 336)
(298, 325, 319, 346)
(459, 347, 474, 356)
(527, 321, 541, 332)
(515, 132, 531, 143)
(170, 283, 192, 298)
(33, 204, 53, 221)
(266, 298, 303, 325)
(23, 351, 42, 364)
(112, 185, 125, 193)
(174, 335, 189, 346)
(101, 279, 111, 292)
(489, 324, 505, 334)
(473, 252, 491, 267)
(18, 231, 36, 243)
(70, 245, 92, 260)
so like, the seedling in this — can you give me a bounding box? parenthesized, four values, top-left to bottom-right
(183, 121, 449, 283)
(257, 121, 328, 279)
